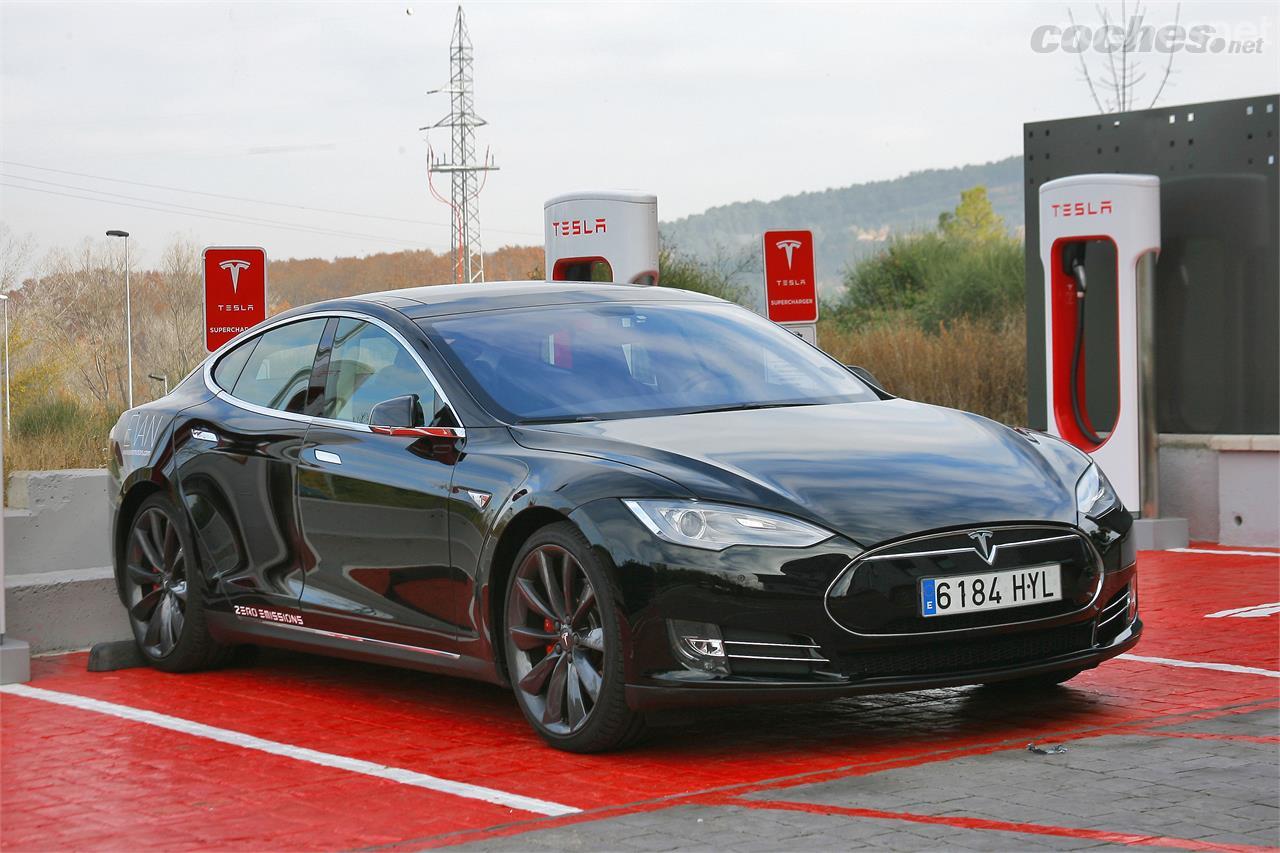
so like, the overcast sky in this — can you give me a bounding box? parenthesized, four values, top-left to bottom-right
(1, 1, 1276, 269)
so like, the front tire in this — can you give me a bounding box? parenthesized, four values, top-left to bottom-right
(121, 493, 232, 672)
(503, 522, 644, 753)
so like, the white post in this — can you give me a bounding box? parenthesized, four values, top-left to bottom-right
(107, 230, 133, 408)
(124, 235, 133, 409)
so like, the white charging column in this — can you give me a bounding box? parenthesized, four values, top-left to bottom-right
(1039, 174, 1170, 528)
(544, 191, 659, 285)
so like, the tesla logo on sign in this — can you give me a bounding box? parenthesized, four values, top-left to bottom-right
(775, 239, 803, 268)
(551, 218, 608, 237)
(218, 259, 253, 293)
(762, 230, 818, 324)
(203, 247, 267, 352)
(1050, 200, 1113, 218)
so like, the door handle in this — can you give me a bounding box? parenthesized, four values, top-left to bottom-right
(313, 449, 342, 466)
(191, 428, 217, 443)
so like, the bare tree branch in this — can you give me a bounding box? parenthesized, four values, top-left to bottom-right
(1147, 2, 1180, 108)
(1069, 6, 1107, 113)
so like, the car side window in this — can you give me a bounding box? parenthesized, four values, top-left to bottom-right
(230, 318, 328, 414)
(323, 318, 452, 426)
(211, 336, 259, 392)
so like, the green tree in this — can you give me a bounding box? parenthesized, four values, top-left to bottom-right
(658, 246, 749, 305)
(937, 186, 1007, 243)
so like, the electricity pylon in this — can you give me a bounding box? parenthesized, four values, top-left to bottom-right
(422, 5, 498, 283)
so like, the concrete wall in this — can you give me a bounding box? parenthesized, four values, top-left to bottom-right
(3, 469, 129, 653)
(1159, 435, 1280, 546)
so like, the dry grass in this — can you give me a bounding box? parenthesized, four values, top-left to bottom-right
(2, 402, 117, 488)
(4, 425, 113, 478)
(820, 313, 1028, 426)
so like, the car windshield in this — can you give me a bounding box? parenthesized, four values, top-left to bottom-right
(419, 301, 877, 423)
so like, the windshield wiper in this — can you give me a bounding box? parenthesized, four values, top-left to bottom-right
(515, 415, 602, 425)
(683, 401, 820, 415)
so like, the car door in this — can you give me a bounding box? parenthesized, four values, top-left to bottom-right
(296, 315, 464, 656)
(174, 316, 329, 625)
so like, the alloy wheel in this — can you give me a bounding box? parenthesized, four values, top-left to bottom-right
(507, 544, 605, 736)
(124, 506, 189, 658)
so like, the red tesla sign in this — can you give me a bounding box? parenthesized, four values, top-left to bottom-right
(762, 230, 818, 324)
(203, 246, 267, 352)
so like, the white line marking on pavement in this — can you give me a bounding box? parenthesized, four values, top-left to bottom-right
(1206, 602, 1280, 619)
(1170, 547, 1280, 558)
(1118, 654, 1280, 679)
(0, 683, 579, 817)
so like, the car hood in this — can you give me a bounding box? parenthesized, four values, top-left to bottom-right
(511, 399, 1088, 547)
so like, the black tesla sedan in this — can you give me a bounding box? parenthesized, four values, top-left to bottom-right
(108, 281, 1140, 752)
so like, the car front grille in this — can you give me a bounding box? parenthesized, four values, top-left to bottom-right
(825, 525, 1103, 635)
(834, 623, 1096, 678)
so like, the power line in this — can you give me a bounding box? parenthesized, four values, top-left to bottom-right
(0, 181, 431, 248)
(0, 159, 540, 239)
(2, 172, 433, 246)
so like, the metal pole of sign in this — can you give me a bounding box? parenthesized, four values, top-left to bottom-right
(1136, 252, 1160, 519)
(106, 230, 133, 409)
(148, 373, 169, 396)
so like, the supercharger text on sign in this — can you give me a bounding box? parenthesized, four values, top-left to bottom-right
(203, 246, 268, 352)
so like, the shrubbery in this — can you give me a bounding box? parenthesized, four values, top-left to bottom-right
(822, 186, 1028, 425)
(832, 187, 1024, 330)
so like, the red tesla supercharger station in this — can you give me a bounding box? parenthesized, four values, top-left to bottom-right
(544, 191, 659, 285)
(1038, 174, 1187, 549)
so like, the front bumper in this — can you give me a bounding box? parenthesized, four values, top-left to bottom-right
(570, 498, 1140, 711)
(626, 619, 1140, 710)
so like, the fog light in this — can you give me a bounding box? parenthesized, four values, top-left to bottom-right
(668, 619, 729, 676)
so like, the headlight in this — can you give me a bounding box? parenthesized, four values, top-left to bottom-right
(1075, 462, 1121, 521)
(622, 499, 832, 551)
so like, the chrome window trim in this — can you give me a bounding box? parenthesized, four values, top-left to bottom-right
(823, 524, 1106, 638)
(203, 309, 465, 438)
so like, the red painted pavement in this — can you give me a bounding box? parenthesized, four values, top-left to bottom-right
(2, 547, 1277, 850)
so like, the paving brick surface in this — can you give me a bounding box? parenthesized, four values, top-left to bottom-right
(1, 547, 1276, 851)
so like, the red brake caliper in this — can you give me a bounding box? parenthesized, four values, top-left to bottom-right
(544, 617, 556, 654)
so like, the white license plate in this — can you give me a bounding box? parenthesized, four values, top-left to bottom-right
(920, 564, 1062, 617)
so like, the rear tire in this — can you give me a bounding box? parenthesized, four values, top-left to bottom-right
(503, 522, 645, 753)
(121, 493, 233, 673)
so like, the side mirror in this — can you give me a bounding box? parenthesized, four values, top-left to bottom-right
(369, 394, 424, 430)
(845, 365, 883, 389)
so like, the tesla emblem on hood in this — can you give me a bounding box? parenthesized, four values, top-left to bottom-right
(968, 529, 996, 564)
(775, 239, 802, 268)
(218, 259, 252, 293)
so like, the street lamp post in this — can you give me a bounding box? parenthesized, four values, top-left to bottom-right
(105, 230, 133, 408)
(0, 293, 9, 431)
